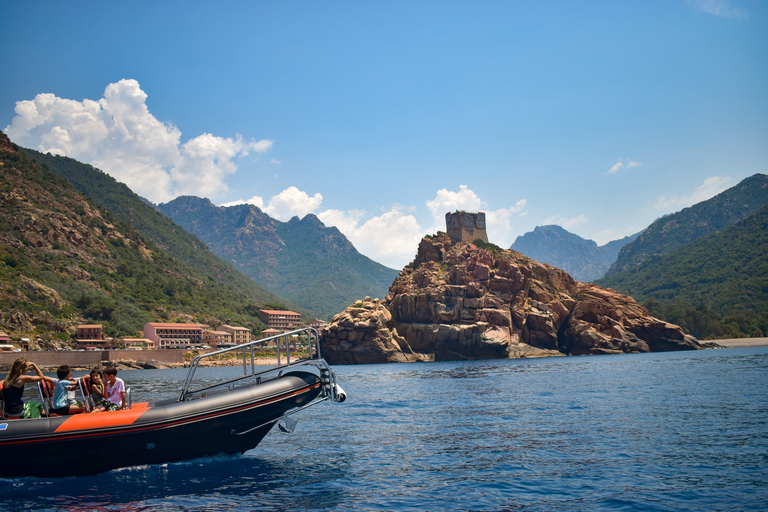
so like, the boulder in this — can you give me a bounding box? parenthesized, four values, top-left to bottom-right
(321, 297, 432, 364)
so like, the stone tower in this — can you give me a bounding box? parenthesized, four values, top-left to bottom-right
(445, 211, 488, 244)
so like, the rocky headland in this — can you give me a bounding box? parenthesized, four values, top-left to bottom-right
(321, 233, 701, 364)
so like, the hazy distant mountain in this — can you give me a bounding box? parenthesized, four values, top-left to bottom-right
(510, 225, 639, 282)
(158, 197, 399, 319)
(605, 173, 768, 277)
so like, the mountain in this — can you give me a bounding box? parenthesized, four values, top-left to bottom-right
(0, 132, 303, 345)
(510, 225, 639, 282)
(605, 174, 768, 277)
(15, 147, 316, 319)
(595, 203, 768, 339)
(157, 197, 400, 319)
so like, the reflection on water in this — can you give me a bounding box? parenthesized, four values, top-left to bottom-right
(3, 347, 768, 511)
(6, 448, 353, 511)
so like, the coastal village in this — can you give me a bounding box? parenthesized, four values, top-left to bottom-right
(1, 310, 328, 352)
(0, 310, 328, 371)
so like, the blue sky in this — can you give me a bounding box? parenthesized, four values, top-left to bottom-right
(3, 1, 767, 269)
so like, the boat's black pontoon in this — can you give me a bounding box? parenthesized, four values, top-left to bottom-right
(0, 327, 344, 478)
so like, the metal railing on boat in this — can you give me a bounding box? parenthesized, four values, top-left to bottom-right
(178, 326, 342, 403)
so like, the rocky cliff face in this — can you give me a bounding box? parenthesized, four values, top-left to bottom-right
(321, 233, 700, 364)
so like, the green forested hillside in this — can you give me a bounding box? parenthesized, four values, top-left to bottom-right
(0, 134, 305, 344)
(606, 174, 768, 276)
(158, 196, 399, 319)
(18, 147, 316, 321)
(596, 204, 768, 339)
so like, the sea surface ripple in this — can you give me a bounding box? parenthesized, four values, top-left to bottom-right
(2, 346, 767, 511)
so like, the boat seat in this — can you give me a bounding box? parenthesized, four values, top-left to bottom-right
(37, 379, 58, 417)
(78, 376, 94, 412)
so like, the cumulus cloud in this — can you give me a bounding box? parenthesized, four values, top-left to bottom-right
(4, 79, 272, 203)
(313, 185, 526, 268)
(686, 0, 748, 18)
(221, 187, 323, 221)
(608, 159, 641, 174)
(425, 185, 527, 247)
(318, 208, 424, 269)
(220, 195, 265, 209)
(262, 186, 323, 220)
(318, 209, 367, 235)
(426, 185, 485, 221)
(225, 184, 525, 268)
(653, 175, 733, 210)
(544, 214, 590, 230)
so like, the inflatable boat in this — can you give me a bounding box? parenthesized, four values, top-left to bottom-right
(0, 327, 345, 478)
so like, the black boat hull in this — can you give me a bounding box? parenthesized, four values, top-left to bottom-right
(0, 372, 322, 478)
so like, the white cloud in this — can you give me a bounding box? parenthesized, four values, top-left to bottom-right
(226, 185, 526, 268)
(426, 185, 485, 222)
(544, 214, 590, 230)
(317, 209, 367, 235)
(262, 186, 323, 220)
(220, 195, 265, 209)
(318, 208, 424, 269)
(686, 0, 748, 18)
(4, 79, 272, 203)
(608, 159, 641, 174)
(317, 184, 527, 269)
(485, 200, 528, 247)
(425, 185, 527, 247)
(653, 175, 733, 210)
(352, 211, 425, 269)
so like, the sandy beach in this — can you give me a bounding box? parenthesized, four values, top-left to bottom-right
(711, 337, 768, 348)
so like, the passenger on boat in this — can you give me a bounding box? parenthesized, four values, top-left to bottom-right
(104, 367, 126, 410)
(89, 369, 119, 411)
(51, 365, 86, 415)
(1, 359, 53, 419)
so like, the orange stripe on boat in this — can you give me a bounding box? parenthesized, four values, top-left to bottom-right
(54, 403, 150, 432)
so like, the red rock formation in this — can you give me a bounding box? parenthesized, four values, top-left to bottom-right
(321, 233, 700, 364)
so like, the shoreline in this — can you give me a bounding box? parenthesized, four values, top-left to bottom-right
(95, 339, 768, 370)
(710, 337, 768, 348)
(4, 339, 765, 372)
(2, 356, 291, 373)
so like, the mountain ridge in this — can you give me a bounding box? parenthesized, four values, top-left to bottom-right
(1, 132, 294, 345)
(16, 147, 317, 317)
(158, 197, 399, 319)
(595, 203, 768, 339)
(510, 225, 639, 281)
(606, 173, 768, 276)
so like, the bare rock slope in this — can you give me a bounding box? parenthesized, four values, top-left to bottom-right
(321, 234, 700, 364)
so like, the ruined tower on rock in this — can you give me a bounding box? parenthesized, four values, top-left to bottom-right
(445, 211, 488, 244)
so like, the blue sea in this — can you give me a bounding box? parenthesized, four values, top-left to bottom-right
(3, 346, 767, 511)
